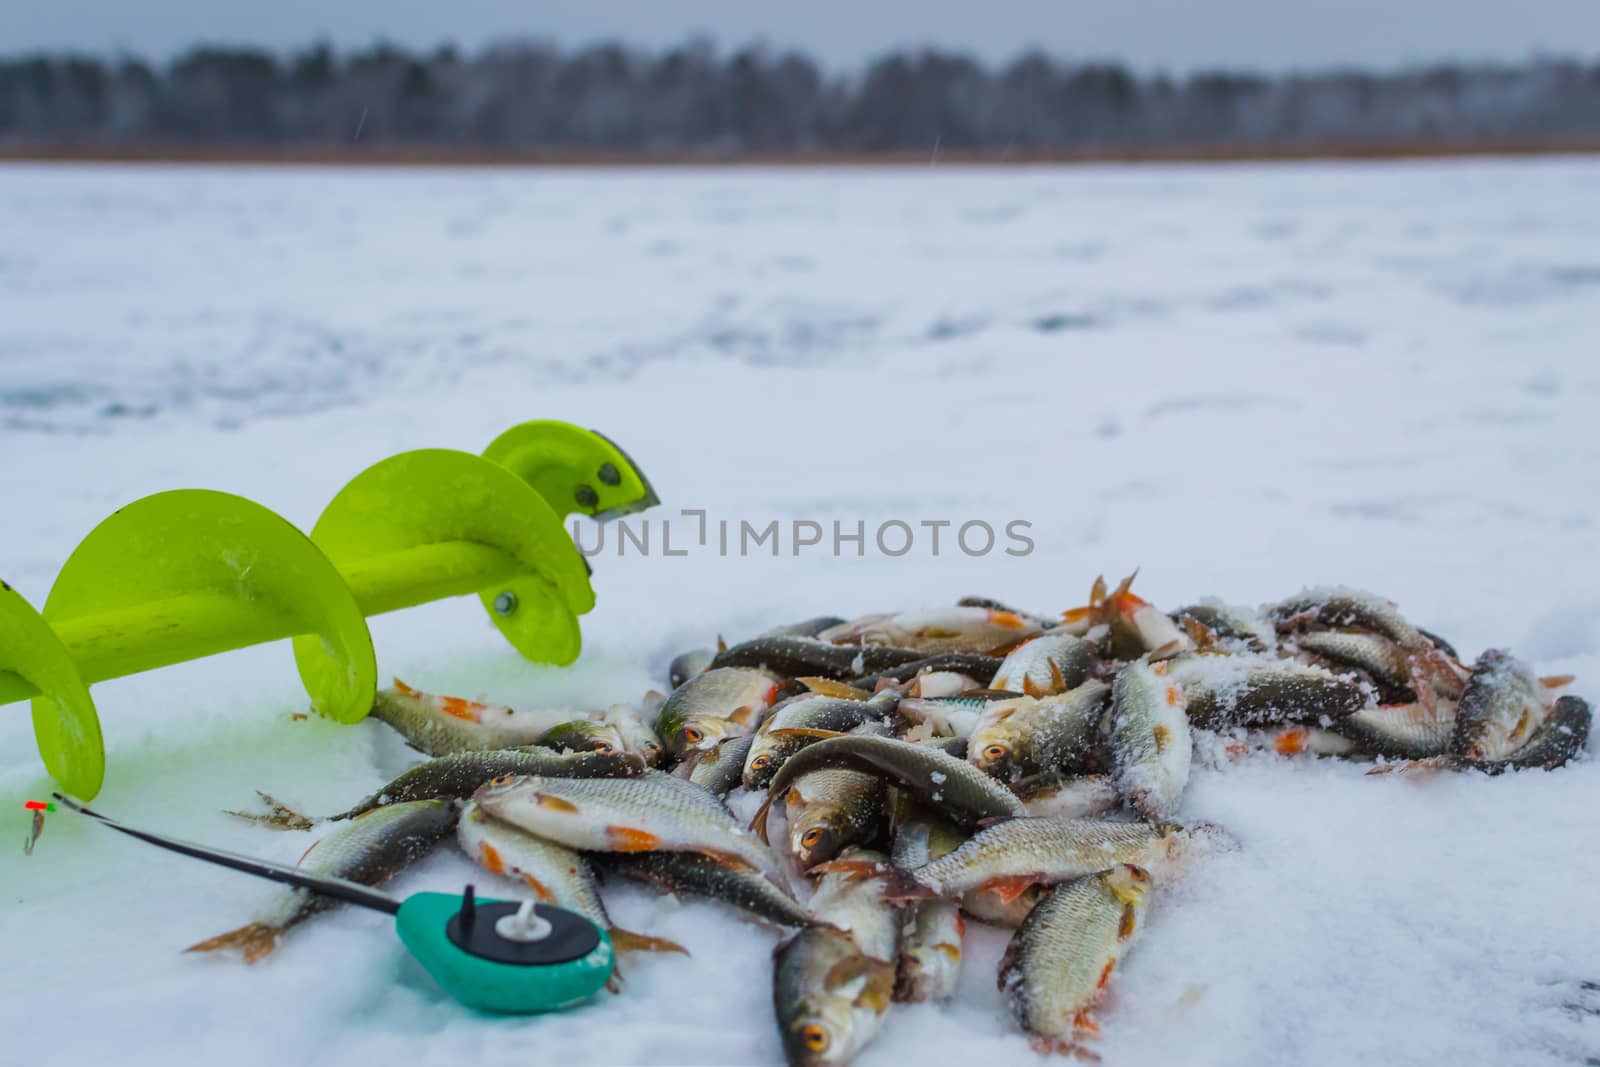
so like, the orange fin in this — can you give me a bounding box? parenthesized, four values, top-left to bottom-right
(521, 873, 554, 901)
(610, 927, 690, 956)
(536, 794, 581, 813)
(185, 922, 280, 964)
(981, 874, 1041, 904)
(392, 678, 421, 698)
(605, 826, 662, 851)
(727, 704, 760, 727)
(749, 793, 776, 844)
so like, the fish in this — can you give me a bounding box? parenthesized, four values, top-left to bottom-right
(538, 719, 629, 756)
(601, 850, 815, 930)
(763, 616, 850, 639)
(1109, 659, 1192, 821)
(1061, 573, 1192, 660)
(752, 734, 1025, 841)
(1295, 629, 1465, 701)
(1015, 774, 1122, 819)
(1225, 725, 1362, 759)
(1459, 694, 1590, 773)
(1171, 655, 1369, 729)
(773, 926, 896, 1067)
(605, 697, 667, 767)
(998, 865, 1153, 1054)
(1333, 701, 1457, 759)
(1451, 649, 1554, 760)
(892, 691, 1003, 742)
(370, 679, 600, 756)
(785, 769, 888, 869)
(1270, 588, 1461, 711)
(668, 648, 717, 689)
(474, 770, 789, 888)
(229, 748, 646, 829)
(187, 799, 457, 962)
(846, 652, 1004, 691)
(968, 682, 1111, 783)
(889, 818, 963, 1003)
(656, 667, 783, 757)
(808, 847, 901, 957)
(457, 801, 686, 964)
(711, 635, 925, 679)
(825, 607, 1043, 656)
(743, 689, 899, 790)
(990, 633, 1098, 697)
(956, 596, 1052, 628)
(1170, 600, 1276, 652)
(902, 670, 984, 698)
(828, 816, 1189, 920)
(677, 733, 757, 796)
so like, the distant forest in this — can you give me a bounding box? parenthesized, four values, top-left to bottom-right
(3, 40, 1599, 156)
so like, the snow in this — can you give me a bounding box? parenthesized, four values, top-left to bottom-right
(2, 158, 1599, 1067)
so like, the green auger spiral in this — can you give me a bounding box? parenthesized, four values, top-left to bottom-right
(0, 420, 657, 800)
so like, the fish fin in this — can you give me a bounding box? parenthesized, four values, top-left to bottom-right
(1272, 727, 1310, 756)
(392, 678, 421, 698)
(727, 704, 760, 727)
(477, 842, 507, 875)
(750, 793, 776, 843)
(1179, 615, 1219, 650)
(980, 874, 1041, 905)
(1022, 676, 1049, 698)
(186, 922, 280, 964)
(716, 635, 728, 653)
(1365, 756, 1450, 777)
(1048, 660, 1067, 692)
(1117, 905, 1137, 941)
(974, 815, 1018, 830)
(610, 927, 690, 957)
(767, 726, 849, 740)
(536, 794, 581, 813)
(520, 873, 554, 900)
(1540, 675, 1575, 690)
(1074, 1005, 1103, 1035)
(605, 826, 663, 851)
(989, 611, 1029, 630)
(858, 963, 897, 1011)
(1029, 1034, 1101, 1061)
(810, 859, 931, 900)
(605, 969, 624, 994)
(798, 677, 871, 700)
(438, 695, 486, 723)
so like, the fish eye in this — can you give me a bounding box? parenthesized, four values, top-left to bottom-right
(983, 744, 1008, 761)
(489, 774, 515, 785)
(800, 1023, 830, 1053)
(684, 726, 704, 744)
(593, 742, 615, 755)
(752, 754, 774, 770)
(801, 827, 825, 849)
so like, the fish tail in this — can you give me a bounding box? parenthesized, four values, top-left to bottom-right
(1029, 1034, 1102, 1061)
(610, 927, 691, 957)
(185, 922, 281, 964)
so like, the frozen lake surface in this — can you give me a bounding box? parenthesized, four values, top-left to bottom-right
(1, 160, 1597, 1066)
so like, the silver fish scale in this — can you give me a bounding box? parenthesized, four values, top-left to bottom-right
(915, 817, 1162, 896)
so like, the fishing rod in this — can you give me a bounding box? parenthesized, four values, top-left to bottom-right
(50, 794, 616, 1014)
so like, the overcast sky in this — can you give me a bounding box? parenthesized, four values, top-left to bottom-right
(6, 0, 1599, 71)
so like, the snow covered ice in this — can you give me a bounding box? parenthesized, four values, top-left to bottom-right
(2, 159, 1598, 1066)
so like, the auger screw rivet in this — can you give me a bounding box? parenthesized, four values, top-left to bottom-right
(575, 485, 599, 509)
(493, 592, 518, 616)
(597, 463, 621, 486)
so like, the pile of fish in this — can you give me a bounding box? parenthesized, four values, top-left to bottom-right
(215, 576, 1589, 1062)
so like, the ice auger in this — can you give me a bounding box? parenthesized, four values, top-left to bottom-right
(0, 420, 657, 799)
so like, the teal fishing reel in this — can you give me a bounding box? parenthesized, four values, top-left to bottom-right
(54, 795, 614, 1014)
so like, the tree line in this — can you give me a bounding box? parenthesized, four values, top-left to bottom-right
(2, 40, 1597, 153)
